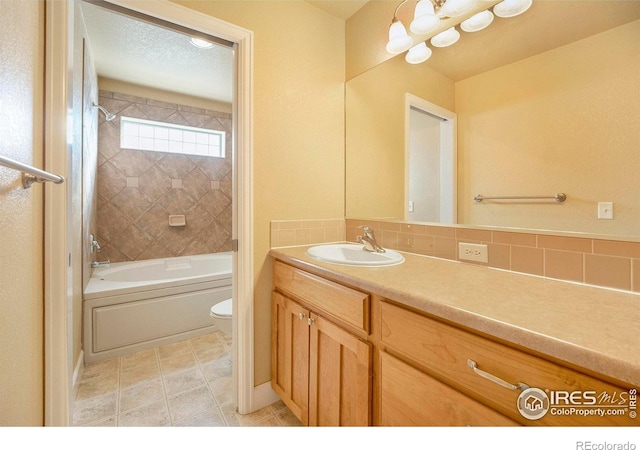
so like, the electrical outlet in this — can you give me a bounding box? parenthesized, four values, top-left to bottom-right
(458, 243, 488, 263)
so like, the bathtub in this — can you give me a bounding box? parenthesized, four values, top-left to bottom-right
(83, 253, 232, 363)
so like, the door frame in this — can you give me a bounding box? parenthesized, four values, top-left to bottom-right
(404, 93, 457, 224)
(44, 0, 255, 424)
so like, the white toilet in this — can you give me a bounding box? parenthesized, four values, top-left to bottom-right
(210, 298, 232, 336)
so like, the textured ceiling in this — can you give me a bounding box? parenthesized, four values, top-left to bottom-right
(80, 1, 234, 104)
(80, 1, 640, 102)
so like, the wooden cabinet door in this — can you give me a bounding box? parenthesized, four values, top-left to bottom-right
(380, 351, 519, 426)
(308, 313, 372, 426)
(271, 292, 310, 425)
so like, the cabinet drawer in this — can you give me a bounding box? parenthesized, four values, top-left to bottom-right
(274, 261, 370, 334)
(380, 301, 635, 426)
(380, 351, 518, 426)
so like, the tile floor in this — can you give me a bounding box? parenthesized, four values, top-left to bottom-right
(73, 330, 301, 426)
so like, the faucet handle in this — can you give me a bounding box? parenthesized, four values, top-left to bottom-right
(90, 233, 101, 253)
(358, 225, 373, 234)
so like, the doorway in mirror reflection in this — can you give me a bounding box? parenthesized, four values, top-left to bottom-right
(406, 93, 457, 224)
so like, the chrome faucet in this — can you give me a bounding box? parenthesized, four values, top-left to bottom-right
(356, 225, 385, 253)
(90, 234, 101, 254)
(91, 260, 111, 268)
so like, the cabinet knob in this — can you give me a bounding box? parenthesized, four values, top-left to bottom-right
(298, 312, 306, 320)
(307, 317, 315, 326)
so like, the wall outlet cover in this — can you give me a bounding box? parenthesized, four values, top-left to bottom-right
(458, 242, 488, 263)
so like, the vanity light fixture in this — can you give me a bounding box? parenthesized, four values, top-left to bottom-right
(385, 0, 532, 63)
(493, 0, 532, 18)
(430, 27, 460, 47)
(460, 9, 494, 32)
(406, 42, 433, 64)
(386, 18, 415, 54)
(437, 0, 478, 18)
(410, 0, 441, 35)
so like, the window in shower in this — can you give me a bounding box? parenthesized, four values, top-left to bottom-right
(120, 116, 225, 158)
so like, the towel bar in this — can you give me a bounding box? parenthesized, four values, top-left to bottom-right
(474, 193, 566, 203)
(0, 154, 65, 189)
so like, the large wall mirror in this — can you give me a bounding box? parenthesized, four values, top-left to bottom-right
(346, 0, 640, 239)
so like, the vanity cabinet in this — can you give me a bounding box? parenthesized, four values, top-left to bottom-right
(379, 301, 635, 426)
(271, 261, 372, 426)
(379, 351, 519, 426)
(271, 255, 636, 427)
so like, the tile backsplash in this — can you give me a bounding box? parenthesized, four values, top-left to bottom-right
(96, 90, 233, 262)
(270, 219, 346, 247)
(270, 218, 640, 295)
(345, 219, 640, 294)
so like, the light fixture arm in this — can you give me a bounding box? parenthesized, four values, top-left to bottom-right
(432, 0, 447, 11)
(391, 0, 411, 24)
(392, 0, 450, 20)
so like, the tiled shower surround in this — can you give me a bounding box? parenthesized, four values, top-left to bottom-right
(96, 90, 232, 262)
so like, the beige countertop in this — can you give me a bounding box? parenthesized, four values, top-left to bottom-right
(270, 245, 640, 387)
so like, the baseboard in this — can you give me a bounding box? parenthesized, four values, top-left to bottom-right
(252, 381, 280, 411)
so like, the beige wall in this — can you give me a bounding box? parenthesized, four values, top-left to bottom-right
(0, 0, 44, 426)
(176, 1, 346, 385)
(456, 20, 640, 236)
(346, 54, 455, 219)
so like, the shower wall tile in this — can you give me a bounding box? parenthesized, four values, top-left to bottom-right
(97, 90, 233, 263)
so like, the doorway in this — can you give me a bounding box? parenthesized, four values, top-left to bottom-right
(404, 93, 457, 224)
(44, 0, 254, 425)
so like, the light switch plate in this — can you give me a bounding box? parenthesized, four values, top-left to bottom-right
(598, 202, 613, 220)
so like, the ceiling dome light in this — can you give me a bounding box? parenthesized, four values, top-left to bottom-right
(430, 27, 460, 47)
(405, 42, 433, 64)
(438, 0, 478, 18)
(190, 37, 214, 49)
(493, 0, 532, 18)
(460, 10, 494, 32)
(386, 19, 414, 54)
(410, 0, 440, 35)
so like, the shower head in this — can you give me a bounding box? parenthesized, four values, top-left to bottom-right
(93, 103, 116, 122)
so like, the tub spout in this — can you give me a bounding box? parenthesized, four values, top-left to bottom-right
(91, 260, 111, 268)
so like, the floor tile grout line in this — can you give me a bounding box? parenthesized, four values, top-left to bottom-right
(75, 332, 286, 427)
(189, 333, 229, 426)
(156, 346, 175, 426)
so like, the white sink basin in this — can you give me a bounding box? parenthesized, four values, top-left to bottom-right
(306, 243, 404, 267)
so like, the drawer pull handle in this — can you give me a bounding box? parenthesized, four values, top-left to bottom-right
(298, 313, 306, 320)
(467, 359, 529, 392)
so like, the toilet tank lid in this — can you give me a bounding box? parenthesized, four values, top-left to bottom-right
(211, 298, 232, 317)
